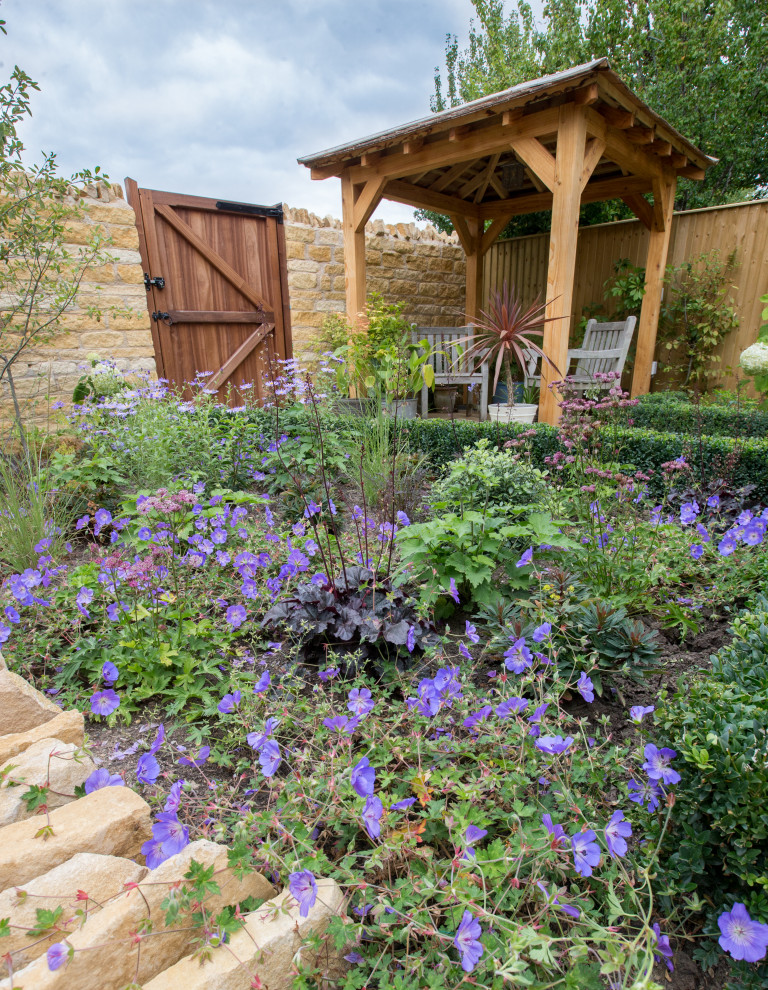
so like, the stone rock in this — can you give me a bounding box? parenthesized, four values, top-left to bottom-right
(0, 670, 61, 736)
(0, 852, 147, 975)
(0, 785, 151, 890)
(143, 878, 345, 990)
(0, 710, 84, 765)
(0, 738, 96, 826)
(1, 839, 277, 990)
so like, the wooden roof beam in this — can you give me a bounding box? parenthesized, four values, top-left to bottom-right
(626, 125, 655, 145)
(429, 160, 473, 193)
(677, 165, 706, 180)
(585, 107, 666, 181)
(476, 172, 653, 219)
(598, 105, 635, 129)
(347, 106, 560, 184)
(474, 153, 501, 203)
(622, 193, 654, 229)
(573, 82, 599, 106)
(382, 178, 481, 218)
(310, 163, 345, 180)
(509, 137, 556, 191)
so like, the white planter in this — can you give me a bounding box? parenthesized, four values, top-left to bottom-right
(487, 402, 538, 424)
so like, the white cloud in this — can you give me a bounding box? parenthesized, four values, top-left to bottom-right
(1, 0, 482, 223)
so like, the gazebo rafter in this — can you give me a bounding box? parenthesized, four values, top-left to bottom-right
(298, 59, 716, 424)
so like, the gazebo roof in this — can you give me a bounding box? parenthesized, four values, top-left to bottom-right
(299, 60, 715, 222)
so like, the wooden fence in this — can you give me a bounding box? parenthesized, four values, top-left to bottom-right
(483, 199, 768, 389)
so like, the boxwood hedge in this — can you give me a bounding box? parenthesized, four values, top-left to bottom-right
(623, 394, 768, 439)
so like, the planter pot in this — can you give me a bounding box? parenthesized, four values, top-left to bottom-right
(492, 381, 525, 405)
(434, 386, 459, 412)
(334, 397, 369, 417)
(383, 398, 419, 420)
(487, 402, 538, 424)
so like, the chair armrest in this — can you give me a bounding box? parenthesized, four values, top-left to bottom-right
(568, 347, 624, 360)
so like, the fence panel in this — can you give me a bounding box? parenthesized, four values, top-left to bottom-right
(483, 200, 768, 388)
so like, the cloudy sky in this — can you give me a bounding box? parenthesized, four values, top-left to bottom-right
(2, 0, 490, 224)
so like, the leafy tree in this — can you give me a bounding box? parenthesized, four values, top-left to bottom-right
(0, 63, 111, 442)
(418, 0, 768, 234)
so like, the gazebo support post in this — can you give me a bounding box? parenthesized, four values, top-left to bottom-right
(341, 173, 368, 327)
(631, 173, 677, 397)
(539, 105, 588, 426)
(464, 217, 484, 322)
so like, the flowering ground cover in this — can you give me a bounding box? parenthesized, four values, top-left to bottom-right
(2, 364, 768, 988)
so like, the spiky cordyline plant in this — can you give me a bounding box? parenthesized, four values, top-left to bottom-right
(454, 282, 562, 405)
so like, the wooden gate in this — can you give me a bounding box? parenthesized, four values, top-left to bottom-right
(125, 180, 292, 404)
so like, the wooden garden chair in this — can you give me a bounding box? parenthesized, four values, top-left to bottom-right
(523, 316, 637, 391)
(412, 327, 490, 421)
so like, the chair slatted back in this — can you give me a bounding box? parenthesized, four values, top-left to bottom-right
(572, 318, 636, 380)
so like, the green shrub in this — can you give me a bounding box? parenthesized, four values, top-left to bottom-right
(395, 418, 768, 502)
(428, 438, 548, 513)
(624, 394, 768, 439)
(656, 598, 768, 979)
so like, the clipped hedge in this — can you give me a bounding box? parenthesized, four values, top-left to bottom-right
(656, 598, 768, 981)
(395, 418, 768, 502)
(624, 394, 768, 439)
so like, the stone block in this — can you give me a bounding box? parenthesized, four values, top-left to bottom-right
(287, 259, 321, 274)
(107, 226, 140, 250)
(79, 331, 125, 351)
(324, 263, 345, 276)
(84, 263, 116, 282)
(0, 670, 61, 737)
(285, 240, 306, 260)
(143, 878, 345, 990)
(115, 264, 145, 284)
(0, 785, 152, 890)
(288, 271, 318, 290)
(284, 225, 315, 243)
(308, 244, 332, 262)
(0, 852, 147, 975)
(290, 311, 325, 328)
(314, 228, 342, 246)
(0, 738, 95, 825)
(83, 204, 136, 226)
(2, 840, 276, 990)
(366, 249, 382, 265)
(108, 311, 151, 331)
(63, 222, 99, 246)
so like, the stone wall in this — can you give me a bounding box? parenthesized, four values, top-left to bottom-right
(283, 206, 467, 359)
(0, 181, 154, 424)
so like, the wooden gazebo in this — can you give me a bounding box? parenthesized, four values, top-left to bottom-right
(299, 60, 715, 424)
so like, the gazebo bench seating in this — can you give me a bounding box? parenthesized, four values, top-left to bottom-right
(523, 316, 637, 390)
(412, 327, 490, 421)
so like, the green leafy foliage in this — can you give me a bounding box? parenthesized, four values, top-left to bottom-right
(655, 598, 768, 982)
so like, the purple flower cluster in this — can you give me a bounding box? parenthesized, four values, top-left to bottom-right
(140, 780, 189, 868)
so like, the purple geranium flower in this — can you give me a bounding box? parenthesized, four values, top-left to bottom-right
(542, 813, 567, 848)
(84, 768, 124, 793)
(164, 780, 185, 813)
(178, 745, 209, 767)
(90, 689, 121, 717)
(462, 824, 488, 859)
(351, 756, 376, 797)
(217, 690, 242, 714)
(515, 547, 533, 568)
(495, 696, 528, 719)
(504, 637, 532, 674)
(454, 910, 483, 973)
(0, 624, 10, 644)
(717, 903, 768, 962)
(136, 753, 160, 785)
(690, 543, 704, 560)
(391, 797, 416, 811)
(605, 810, 632, 858)
(259, 739, 281, 777)
(93, 508, 112, 535)
(76, 586, 94, 617)
(571, 829, 601, 877)
(629, 705, 654, 723)
(347, 688, 374, 717)
(362, 794, 383, 839)
(323, 714, 359, 734)
(289, 870, 318, 917)
(153, 811, 190, 856)
(447, 578, 460, 604)
(536, 735, 574, 756)
(652, 922, 674, 971)
(643, 743, 681, 786)
(102, 661, 119, 685)
(577, 672, 594, 703)
(406, 625, 416, 652)
(628, 777, 665, 812)
(532, 621, 551, 642)
(465, 620, 479, 644)
(46, 941, 70, 971)
(225, 604, 246, 628)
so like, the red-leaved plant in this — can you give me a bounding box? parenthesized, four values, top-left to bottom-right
(454, 282, 562, 405)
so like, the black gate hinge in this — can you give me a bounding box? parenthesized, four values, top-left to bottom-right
(151, 311, 173, 325)
(144, 273, 166, 291)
